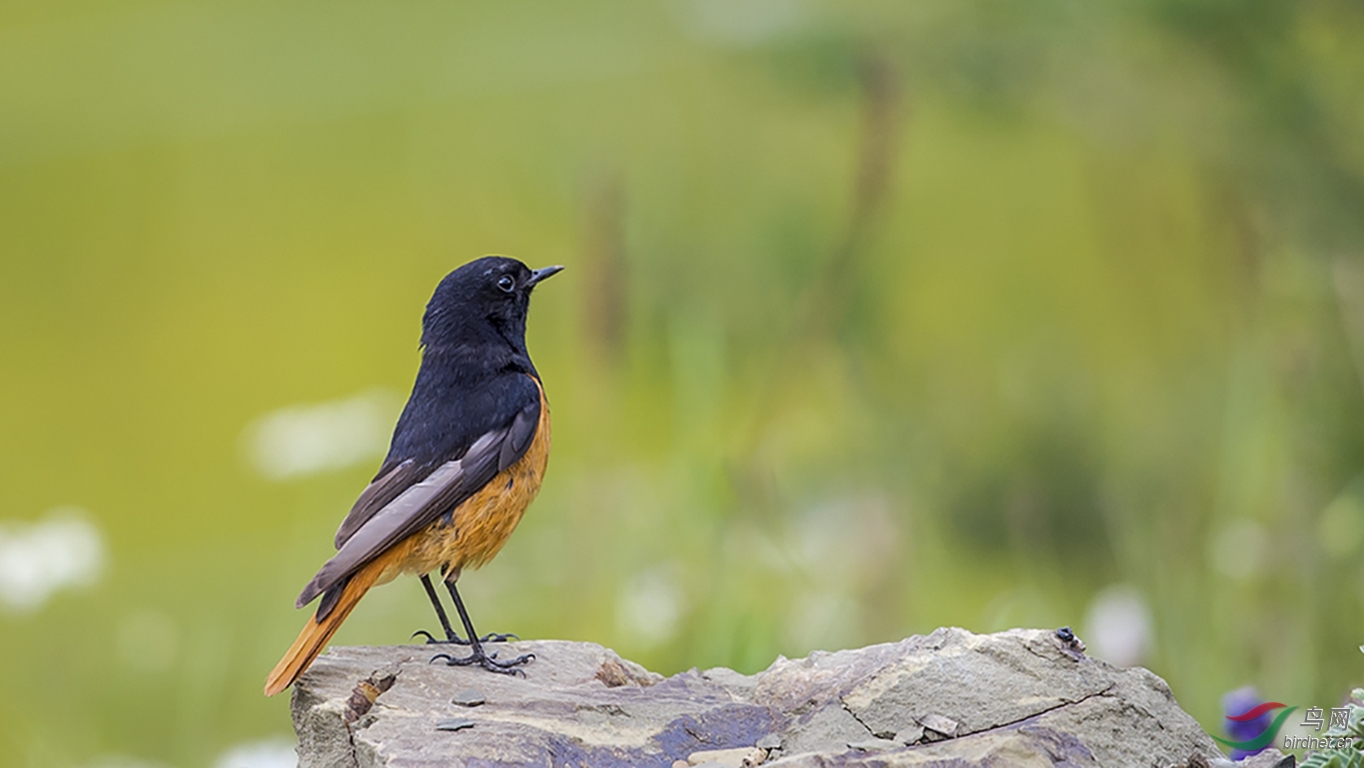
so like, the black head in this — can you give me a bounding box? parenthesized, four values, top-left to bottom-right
(421, 256, 563, 352)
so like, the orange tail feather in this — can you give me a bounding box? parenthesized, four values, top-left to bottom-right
(264, 555, 391, 696)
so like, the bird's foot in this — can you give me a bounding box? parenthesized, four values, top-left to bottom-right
(431, 646, 535, 675)
(412, 629, 519, 646)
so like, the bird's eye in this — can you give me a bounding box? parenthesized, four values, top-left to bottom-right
(497, 275, 515, 293)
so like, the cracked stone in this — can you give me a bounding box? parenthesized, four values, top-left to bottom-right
(289, 630, 1222, 768)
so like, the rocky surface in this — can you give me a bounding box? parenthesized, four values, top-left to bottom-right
(289, 627, 1246, 768)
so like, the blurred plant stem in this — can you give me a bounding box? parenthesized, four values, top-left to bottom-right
(735, 50, 903, 467)
(1332, 259, 1364, 401)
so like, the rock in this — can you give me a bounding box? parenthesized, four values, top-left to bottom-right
(1203, 750, 1293, 768)
(917, 714, 958, 738)
(449, 688, 485, 707)
(687, 746, 761, 766)
(892, 725, 924, 745)
(289, 628, 1224, 768)
(756, 733, 783, 750)
(846, 738, 899, 752)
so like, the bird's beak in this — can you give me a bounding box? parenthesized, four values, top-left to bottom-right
(527, 265, 565, 286)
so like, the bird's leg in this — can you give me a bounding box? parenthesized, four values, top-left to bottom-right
(412, 574, 464, 645)
(430, 580, 534, 674)
(413, 573, 518, 645)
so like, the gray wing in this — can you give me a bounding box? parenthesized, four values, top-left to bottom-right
(333, 459, 420, 550)
(295, 401, 540, 612)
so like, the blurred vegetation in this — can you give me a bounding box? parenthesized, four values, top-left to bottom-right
(2, 0, 1364, 765)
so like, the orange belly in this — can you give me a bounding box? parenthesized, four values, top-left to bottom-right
(378, 384, 550, 583)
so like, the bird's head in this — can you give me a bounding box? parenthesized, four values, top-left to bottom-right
(422, 256, 563, 352)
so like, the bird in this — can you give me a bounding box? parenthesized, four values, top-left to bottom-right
(264, 256, 563, 697)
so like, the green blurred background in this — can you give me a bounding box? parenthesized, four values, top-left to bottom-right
(3, 0, 1364, 765)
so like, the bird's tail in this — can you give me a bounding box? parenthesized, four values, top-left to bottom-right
(264, 555, 389, 697)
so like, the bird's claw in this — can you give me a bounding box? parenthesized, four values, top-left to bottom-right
(412, 629, 517, 646)
(412, 630, 444, 644)
(429, 649, 535, 676)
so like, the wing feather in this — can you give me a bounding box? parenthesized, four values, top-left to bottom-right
(333, 459, 418, 550)
(295, 390, 541, 610)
